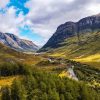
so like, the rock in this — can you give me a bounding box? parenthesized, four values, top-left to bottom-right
(0, 32, 39, 52)
(39, 14, 100, 52)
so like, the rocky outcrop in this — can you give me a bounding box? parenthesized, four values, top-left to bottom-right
(43, 22, 77, 48)
(0, 32, 39, 52)
(39, 14, 100, 52)
(77, 14, 100, 33)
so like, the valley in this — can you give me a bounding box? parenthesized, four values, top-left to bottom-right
(0, 14, 100, 100)
(44, 31, 100, 69)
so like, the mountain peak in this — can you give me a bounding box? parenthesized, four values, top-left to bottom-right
(39, 14, 100, 52)
(0, 32, 39, 52)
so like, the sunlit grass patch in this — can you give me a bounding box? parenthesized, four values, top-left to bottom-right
(73, 54, 100, 69)
(0, 76, 19, 87)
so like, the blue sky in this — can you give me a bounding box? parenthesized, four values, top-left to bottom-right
(0, 0, 100, 46)
(0, 0, 46, 46)
(8, 0, 44, 46)
(8, 0, 29, 15)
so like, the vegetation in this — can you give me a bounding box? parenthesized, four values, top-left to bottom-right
(0, 76, 19, 87)
(1, 68, 100, 100)
(0, 43, 42, 65)
(36, 58, 100, 84)
(0, 14, 100, 100)
(47, 31, 100, 69)
(73, 54, 100, 69)
(0, 63, 30, 76)
(0, 32, 100, 100)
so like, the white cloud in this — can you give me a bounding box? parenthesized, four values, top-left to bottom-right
(87, 3, 100, 15)
(0, 6, 25, 36)
(24, 0, 100, 46)
(0, 0, 9, 8)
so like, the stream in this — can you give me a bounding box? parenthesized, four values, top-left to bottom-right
(47, 57, 78, 80)
(67, 66, 78, 81)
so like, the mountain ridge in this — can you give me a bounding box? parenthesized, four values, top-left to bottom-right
(39, 14, 100, 52)
(0, 32, 39, 52)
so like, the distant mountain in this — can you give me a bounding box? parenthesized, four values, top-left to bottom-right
(39, 14, 100, 52)
(0, 42, 42, 65)
(0, 32, 39, 52)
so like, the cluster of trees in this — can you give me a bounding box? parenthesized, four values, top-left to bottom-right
(0, 63, 30, 76)
(36, 59, 60, 67)
(0, 59, 100, 100)
(1, 69, 100, 100)
(71, 61, 100, 82)
(57, 59, 100, 83)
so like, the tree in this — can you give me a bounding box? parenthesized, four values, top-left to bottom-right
(60, 94, 65, 100)
(1, 86, 11, 100)
(40, 82, 46, 92)
(41, 93, 48, 100)
(11, 80, 27, 100)
(56, 81, 65, 93)
(65, 92, 73, 100)
(80, 85, 93, 100)
(48, 89, 60, 100)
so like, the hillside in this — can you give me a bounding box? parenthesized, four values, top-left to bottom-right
(0, 30, 100, 100)
(39, 14, 100, 68)
(2, 69, 100, 100)
(0, 43, 42, 65)
(39, 14, 100, 52)
(0, 32, 39, 52)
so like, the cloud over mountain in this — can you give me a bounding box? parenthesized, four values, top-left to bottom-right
(25, 0, 100, 44)
(0, 0, 100, 46)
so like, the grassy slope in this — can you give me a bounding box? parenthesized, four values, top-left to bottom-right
(0, 43, 42, 65)
(73, 54, 100, 68)
(0, 76, 19, 87)
(48, 31, 100, 69)
(0, 31, 100, 88)
(0, 41, 99, 91)
(0, 43, 43, 88)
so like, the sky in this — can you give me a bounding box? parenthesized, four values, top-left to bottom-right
(0, 0, 100, 46)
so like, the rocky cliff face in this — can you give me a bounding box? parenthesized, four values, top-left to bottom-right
(44, 22, 77, 48)
(40, 14, 100, 52)
(77, 14, 100, 33)
(0, 32, 39, 52)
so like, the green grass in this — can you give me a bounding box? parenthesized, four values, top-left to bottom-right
(0, 43, 43, 65)
(1, 67, 100, 100)
(47, 31, 100, 69)
(0, 76, 20, 87)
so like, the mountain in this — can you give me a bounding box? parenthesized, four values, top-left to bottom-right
(39, 14, 100, 52)
(0, 32, 39, 52)
(0, 42, 41, 65)
(39, 14, 100, 69)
